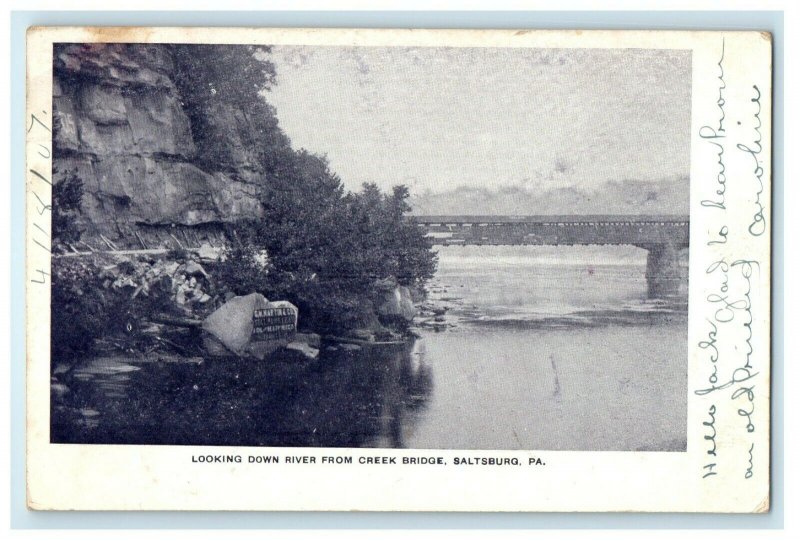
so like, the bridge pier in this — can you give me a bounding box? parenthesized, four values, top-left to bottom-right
(644, 243, 685, 299)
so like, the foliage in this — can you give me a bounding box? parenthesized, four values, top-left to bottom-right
(169, 44, 277, 107)
(50, 259, 158, 364)
(169, 44, 291, 173)
(214, 240, 273, 297)
(344, 184, 438, 287)
(169, 44, 438, 332)
(51, 169, 84, 249)
(217, 151, 438, 333)
(51, 256, 199, 364)
(51, 261, 108, 364)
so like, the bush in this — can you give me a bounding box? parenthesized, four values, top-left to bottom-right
(51, 260, 114, 364)
(214, 241, 273, 297)
(213, 150, 437, 334)
(169, 45, 437, 335)
(51, 169, 84, 250)
(50, 256, 196, 365)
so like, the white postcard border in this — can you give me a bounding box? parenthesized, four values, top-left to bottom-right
(25, 27, 772, 512)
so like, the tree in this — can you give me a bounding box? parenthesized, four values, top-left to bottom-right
(169, 44, 291, 174)
(51, 169, 84, 250)
(170, 44, 438, 333)
(216, 150, 437, 333)
(169, 44, 277, 108)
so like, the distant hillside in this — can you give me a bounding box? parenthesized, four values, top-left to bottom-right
(409, 177, 689, 216)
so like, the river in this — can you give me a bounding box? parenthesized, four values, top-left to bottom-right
(52, 245, 688, 451)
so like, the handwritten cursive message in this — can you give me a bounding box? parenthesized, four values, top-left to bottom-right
(694, 37, 769, 486)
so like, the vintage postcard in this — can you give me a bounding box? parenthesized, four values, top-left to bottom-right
(25, 27, 772, 512)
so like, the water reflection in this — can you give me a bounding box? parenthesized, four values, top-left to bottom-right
(51, 341, 433, 448)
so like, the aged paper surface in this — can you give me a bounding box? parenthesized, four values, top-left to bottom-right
(26, 27, 771, 512)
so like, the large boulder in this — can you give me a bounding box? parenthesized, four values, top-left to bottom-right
(202, 293, 298, 359)
(374, 278, 417, 323)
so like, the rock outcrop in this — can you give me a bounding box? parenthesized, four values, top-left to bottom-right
(53, 44, 266, 249)
(202, 293, 300, 359)
(373, 277, 417, 324)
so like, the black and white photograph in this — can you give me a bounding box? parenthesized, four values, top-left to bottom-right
(47, 42, 692, 452)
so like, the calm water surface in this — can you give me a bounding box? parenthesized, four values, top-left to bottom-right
(53, 245, 688, 451)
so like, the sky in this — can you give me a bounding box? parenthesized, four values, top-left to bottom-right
(262, 45, 691, 202)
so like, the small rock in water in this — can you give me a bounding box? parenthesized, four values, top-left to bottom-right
(79, 408, 100, 417)
(285, 341, 320, 360)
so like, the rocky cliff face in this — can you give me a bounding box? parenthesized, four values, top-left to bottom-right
(53, 44, 265, 249)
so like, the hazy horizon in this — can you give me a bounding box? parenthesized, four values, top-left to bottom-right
(407, 175, 689, 216)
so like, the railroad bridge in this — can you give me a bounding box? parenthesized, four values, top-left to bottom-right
(410, 215, 689, 299)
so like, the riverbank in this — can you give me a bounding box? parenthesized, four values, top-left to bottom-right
(51, 248, 425, 367)
(51, 244, 689, 451)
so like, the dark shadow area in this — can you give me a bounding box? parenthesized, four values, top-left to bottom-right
(51, 341, 432, 448)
